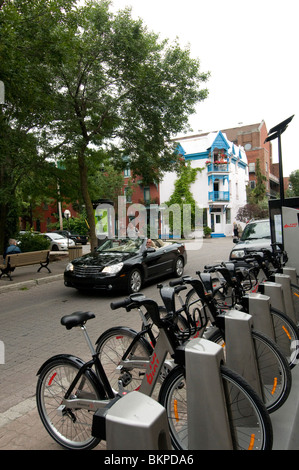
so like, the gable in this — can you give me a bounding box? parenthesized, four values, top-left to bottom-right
(210, 131, 230, 153)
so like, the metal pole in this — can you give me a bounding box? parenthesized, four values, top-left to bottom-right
(277, 131, 284, 206)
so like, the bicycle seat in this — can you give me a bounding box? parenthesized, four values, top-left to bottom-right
(61, 311, 95, 329)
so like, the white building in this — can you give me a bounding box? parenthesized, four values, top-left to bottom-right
(160, 131, 248, 237)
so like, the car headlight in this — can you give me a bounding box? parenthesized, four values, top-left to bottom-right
(230, 250, 245, 259)
(65, 262, 74, 272)
(102, 262, 123, 274)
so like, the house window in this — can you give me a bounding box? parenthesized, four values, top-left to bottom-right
(248, 163, 255, 173)
(250, 180, 256, 189)
(124, 168, 131, 177)
(226, 208, 231, 224)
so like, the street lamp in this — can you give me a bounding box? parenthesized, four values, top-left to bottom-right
(64, 209, 71, 249)
(264, 115, 294, 206)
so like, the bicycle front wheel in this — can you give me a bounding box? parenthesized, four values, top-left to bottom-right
(270, 307, 299, 368)
(208, 328, 292, 413)
(36, 356, 103, 450)
(96, 327, 152, 392)
(158, 365, 272, 450)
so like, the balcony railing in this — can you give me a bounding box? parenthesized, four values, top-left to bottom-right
(208, 191, 230, 202)
(207, 163, 229, 172)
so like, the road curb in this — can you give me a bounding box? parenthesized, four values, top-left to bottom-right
(0, 274, 63, 294)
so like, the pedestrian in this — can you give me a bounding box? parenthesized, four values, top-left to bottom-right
(233, 222, 238, 237)
(237, 224, 243, 238)
(4, 238, 21, 258)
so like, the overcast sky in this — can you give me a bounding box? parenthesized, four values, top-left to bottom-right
(110, 0, 298, 176)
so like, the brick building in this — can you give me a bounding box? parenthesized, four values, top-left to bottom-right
(221, 121, 280, 198)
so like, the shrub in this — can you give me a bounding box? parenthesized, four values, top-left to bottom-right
(203, 226, 212, 237)
(17, 232, 50, 252)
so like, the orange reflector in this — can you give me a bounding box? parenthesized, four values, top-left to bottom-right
(282, 325, 292, 340)
(294, 292, 299, 298)
(271, 377, 278, 395)
(174, 399, 179, 422)
(248, 434, 255, 450)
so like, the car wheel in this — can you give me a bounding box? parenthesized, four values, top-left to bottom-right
(174, 257, 184, 277)
(128, 269, 142, 293)
(52, 244, 59, 251)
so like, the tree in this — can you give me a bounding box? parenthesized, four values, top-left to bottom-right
(286, 169, 299, 197)
(0, 0, 78, 252)
(246, 159, 267, 204)
(0, 0, 209, 251)
(40, 1, 209, 249)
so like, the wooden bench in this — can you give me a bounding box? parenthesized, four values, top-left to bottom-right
(0, 250, 51, 281)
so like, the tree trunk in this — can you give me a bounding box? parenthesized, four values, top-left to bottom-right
(78, 151, 97, 251)
(0, 202, 8, 255)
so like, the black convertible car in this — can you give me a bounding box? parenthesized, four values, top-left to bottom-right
(64, 237, 187, 293)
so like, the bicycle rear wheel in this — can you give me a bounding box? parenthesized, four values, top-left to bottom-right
(208, 328, 292, 413)
(36, 356, 103, 450)
(158, 364, 273, 450)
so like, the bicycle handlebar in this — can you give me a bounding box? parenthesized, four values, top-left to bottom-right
(110, 293, 166, 329)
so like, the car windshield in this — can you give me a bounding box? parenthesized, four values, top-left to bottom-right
(241, 221, 271, 241)
(97, 238, 144, 253)
(50, 233, 65, 240)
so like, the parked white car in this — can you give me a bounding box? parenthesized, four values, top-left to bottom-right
(43, 232, 75, 251)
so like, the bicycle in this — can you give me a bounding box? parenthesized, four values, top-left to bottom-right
(95, 293, 273, 450)
(172, 273, 292, 414)
(216, 253, 299, 368)
(36, 303, 273, 450)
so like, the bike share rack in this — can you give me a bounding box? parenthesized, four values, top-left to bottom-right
(283, 267, 298, 286)
(92, 391, 171, 450)
(184, 338, 234, 449)
(221, 309, 264, 399)
(244, 292, 276, 341)
(274, 273, 297, 324)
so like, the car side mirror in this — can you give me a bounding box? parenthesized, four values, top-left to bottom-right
(233, 237, 239, 244)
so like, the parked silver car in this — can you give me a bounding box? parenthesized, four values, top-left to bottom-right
(43, 232, 75, 251)
(230, 219, 271, 260)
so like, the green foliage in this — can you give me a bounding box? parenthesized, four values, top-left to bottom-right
(247, 159, 266, 204)
(0, 0, 210, 251)
(286, 169, 299, 197)
(203, 226, 212, 237)
(236, 203, 268, 222)
(17, 232, 50, 252)
(165, 161, 204, 236)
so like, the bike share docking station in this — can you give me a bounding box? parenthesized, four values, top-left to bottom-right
(92, 391, 172, 450)
(268, 197, 299, 448)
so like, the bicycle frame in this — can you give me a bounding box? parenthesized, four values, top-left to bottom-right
(57, 325, 116, 414)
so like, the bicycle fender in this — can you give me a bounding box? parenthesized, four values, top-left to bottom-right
(95, 326, 139, 345)
(36, 354, 86, 375)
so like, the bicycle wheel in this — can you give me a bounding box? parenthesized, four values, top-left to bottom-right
(208, 328, 291, 413)
(36, 355, 103, 450)
(270, 307, 299, 368)
(158, 364, 272, 450)
(291, 283, 299, 325)
(95, 327, 152, 392)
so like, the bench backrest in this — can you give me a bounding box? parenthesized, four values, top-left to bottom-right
(6, 250, 50, 268)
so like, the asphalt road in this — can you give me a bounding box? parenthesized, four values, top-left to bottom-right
(0, 237, 234, 450)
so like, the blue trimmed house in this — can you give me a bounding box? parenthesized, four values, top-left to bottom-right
(160, 131, 248, 237)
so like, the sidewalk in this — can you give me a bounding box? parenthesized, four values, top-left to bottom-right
(0, 252, 69, 295)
